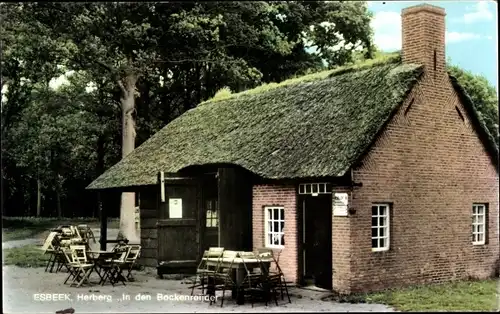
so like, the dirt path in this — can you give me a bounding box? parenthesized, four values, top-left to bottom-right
(3, 265, 395, 313)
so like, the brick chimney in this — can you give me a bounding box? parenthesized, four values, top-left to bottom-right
(401, 4, 446, 77)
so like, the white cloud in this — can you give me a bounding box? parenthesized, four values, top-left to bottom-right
(371, 11, 402, 51)
(446, 31, 481, 43)
(463, 1, 493, 23)
(371, 10, 486, 51)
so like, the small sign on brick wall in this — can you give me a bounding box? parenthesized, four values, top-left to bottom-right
(333, 192, 349, 216)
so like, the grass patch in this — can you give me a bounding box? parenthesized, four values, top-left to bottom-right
(364, 280, 498, 311)
(2, 244, 49, 268)
(2, 216, 120, 242)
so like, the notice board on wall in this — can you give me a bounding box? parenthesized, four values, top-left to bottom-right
(169, 198, 183, 218)
(332, 193, 349, 216)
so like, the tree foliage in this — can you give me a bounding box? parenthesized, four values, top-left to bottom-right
(1, 1, 496, 223)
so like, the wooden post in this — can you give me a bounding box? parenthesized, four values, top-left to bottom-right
(99, 192, 107, 251)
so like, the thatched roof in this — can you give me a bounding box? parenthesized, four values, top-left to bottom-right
(88, 59, 427, 189)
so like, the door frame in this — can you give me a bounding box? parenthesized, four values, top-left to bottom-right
(297, 182, 333, 288)
(157, 174, 204, 265)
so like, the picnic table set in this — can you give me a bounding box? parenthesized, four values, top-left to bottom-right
(39, 225, 141, 288)
(189, 247, 291, 307)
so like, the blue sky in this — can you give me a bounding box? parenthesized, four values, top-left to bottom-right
(368, 0, 498, 90)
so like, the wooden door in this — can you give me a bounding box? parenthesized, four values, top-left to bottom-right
(303, 194, 332, 289)
(157, 179, 202, 265)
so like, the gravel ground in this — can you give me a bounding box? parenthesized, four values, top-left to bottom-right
(2, 265, 395, 313)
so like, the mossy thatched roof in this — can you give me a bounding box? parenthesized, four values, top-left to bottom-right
(88, 61, 425, 189)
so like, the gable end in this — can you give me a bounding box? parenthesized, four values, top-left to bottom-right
(449, 76, 499, 172)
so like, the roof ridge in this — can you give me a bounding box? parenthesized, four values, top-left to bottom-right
(201, 53, 402, 105)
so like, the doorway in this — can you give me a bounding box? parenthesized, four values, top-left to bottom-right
(301, 193, 332, 290)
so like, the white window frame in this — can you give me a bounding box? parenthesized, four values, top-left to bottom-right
(472, 204, 486, 245)
(371, 203, 390, 252)
(298, 183, 331, 196)
(265, 206, 285, 248)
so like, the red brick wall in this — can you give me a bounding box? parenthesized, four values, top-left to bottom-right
(347, 73, 499, 293)
(252, 185, 298, 284)
(331, 187, 353, 293)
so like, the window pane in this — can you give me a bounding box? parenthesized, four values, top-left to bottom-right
(281, 234, 285, 245)
(280, 222, 285, 232)
(274, 234, 281, 245)
(372, 217, 377, 227)
(372, 227, 378, 238)
(274, 222, 279, 232)
(299, 185, 304, 194)
(379, 238, 385, 248)
(268, 234, 273, 246)
(478, 215, 484, 224)
(472, 224, 477, 233)
(381, 206, 387, 216)
(472, 215, 478, 224)
(379, 216, 385, 227)
(478, 234, 484, 242)
(268, 209, 273, 220)
(280, 208, 285, 221)
(372, 206, 378, 216)
(269, 221, 273, 232)
(306, 184, 311, 194)
(273, 209, 279, 220)
(213, 210, 217, 218)
(478, 225, 484, 234)
(380, 227, 386, 237)
(372, 238, 378, 248)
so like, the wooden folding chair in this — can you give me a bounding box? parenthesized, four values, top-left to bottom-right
(78, 225, 96, 243)
(101, 246, 130, 286)
(190, 247, 224, 296)
(69, 245, 94, 287)
(61, 248, 79, 284)
(240, 251, 278, 307)
(210, 250, 237, 307)
(123, 245, 141, 281)
(257, 248, 291, 303)
(41, 232, 59, 272)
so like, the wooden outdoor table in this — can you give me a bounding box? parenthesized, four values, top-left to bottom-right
(203, 256, 272, 305)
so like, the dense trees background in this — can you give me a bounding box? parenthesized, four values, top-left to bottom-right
(1, 2, 498, 226)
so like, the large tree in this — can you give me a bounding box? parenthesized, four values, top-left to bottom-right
(18, 1, 375, 241)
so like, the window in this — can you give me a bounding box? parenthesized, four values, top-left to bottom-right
(206, 199, 218, 228)
(265, 206, 285, 247)
(371, 204, 390, 251)
(298, 183, 331, 195)
(472, 204, 486, 245)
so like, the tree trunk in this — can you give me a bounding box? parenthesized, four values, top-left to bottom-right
(36, 177, 41, 217)
(1, 168, 5, 216)
(56, 189, 62, 218)
(118, 74, 139, 243)
(94, 135, 105, 218)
